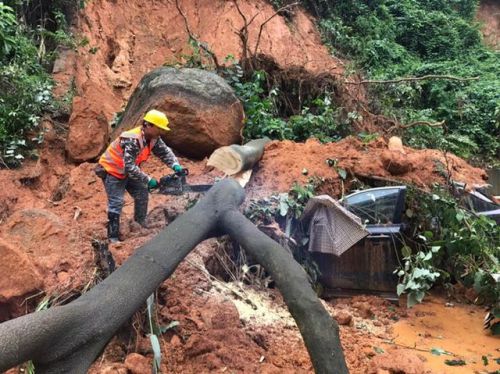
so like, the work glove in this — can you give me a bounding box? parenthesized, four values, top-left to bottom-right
(147, 178, 159, 191)
(173, 164, 183, 174)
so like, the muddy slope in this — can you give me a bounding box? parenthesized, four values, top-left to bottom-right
(477, 0, 500, 49)
(54, 0, 347, 160)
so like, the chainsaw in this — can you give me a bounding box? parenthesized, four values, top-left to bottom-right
(156, 169, 213, 195)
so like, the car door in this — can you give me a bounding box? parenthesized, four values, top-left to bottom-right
(312, 186, 406, 300)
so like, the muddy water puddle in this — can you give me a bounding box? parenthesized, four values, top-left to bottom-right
(389, 296, 499, 373)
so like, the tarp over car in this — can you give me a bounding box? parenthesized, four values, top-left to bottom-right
(301, 195, 369, 257)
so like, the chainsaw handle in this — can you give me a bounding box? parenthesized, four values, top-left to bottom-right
(176, 168, 189, 177)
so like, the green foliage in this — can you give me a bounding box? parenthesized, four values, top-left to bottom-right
(244, 179, 318, 224)
(224, 63, 349, 142)
(396, 245, 441, 307)
(38, 9, 78, 51)
(244, 179, 322, 286)
(0, 3, 52, 166)
(0, 2, 16, 57)
(312, 0, 498, 161)
(0, 1, 80, 167)
(169, 37, 218, 70)
(399, 186, 500, 307)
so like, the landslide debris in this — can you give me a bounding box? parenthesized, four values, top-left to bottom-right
(249, 137, 487, 199)
(56, 0, 346, 162)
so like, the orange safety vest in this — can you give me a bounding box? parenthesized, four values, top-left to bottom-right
(99, 127, 157, 179)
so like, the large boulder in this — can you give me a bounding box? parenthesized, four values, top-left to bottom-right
(2, 209, 91, 294)
(112, 67, 244, 159)
(0, 239, 43, 302)
(66, 96, 110, 162)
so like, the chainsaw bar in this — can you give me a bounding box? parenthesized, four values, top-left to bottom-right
(157, 171, 212, 195)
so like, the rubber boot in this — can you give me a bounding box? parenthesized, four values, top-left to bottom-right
(107, 212, 121, 243)
(134, 195, 149, 227)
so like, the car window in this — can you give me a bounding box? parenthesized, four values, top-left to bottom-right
(343, 188, 402, 225)
(464, 191, 499, 213)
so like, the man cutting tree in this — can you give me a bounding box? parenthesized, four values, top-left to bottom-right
(96, 109, 183, 243)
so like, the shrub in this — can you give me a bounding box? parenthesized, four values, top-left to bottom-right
(225, 66, 348, 142)
(0, 2, 53, 166)
(311, 0, 498, 162)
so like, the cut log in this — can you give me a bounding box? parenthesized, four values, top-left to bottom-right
(207, 137, 270, 175)
(0, 179, 347, 374)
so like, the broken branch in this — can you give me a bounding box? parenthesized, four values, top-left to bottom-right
(398, 120, 445, 129)
(174, 0, 220, 69)
(346, 74, 479, 85)
(253, 2, 300, 56)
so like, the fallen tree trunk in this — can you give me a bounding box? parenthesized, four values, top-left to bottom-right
(0, 179, 347, 374)
(207, 137, 270, 175)
(221, 210, 349, 373)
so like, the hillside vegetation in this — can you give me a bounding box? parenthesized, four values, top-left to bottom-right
(238, 0, 499, 162)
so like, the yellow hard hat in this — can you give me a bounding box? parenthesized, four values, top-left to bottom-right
(143, 109, 170, 131)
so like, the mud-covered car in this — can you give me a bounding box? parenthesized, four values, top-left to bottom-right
(306, 185, 499, 301)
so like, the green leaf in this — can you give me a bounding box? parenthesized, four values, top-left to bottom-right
(147, 294, 155, 317)
(482, 355, 488, 366)
(279, 200, 289, 216)
(397, 283, 406, 296)
(337, 168, 347, 180)
(431, 246, 440, 253)
(407, 290, 425, 308)
(430, 347, 451, 356)
(149, 334, 162, 372)
(413, 268, 431, 278)
(423, 231, 434, 240)
(373, 346, 385, 354)
(402, 246, 412, 258)
(455, 211, 465, 222)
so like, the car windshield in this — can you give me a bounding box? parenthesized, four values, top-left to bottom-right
(463, 190, 499, 213)
(343, 187, 402, 225)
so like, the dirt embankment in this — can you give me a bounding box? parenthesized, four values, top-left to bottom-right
(55, 0, 352, 162)
(477, 0, 500, 49)
(249, 137, 487, 199)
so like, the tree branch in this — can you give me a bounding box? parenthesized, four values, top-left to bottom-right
(345, 74, 479, 85)
(232, 0, 253, 64)
(253, 2, 300, 56)
(387, 120, 446, 133)
(174, 0, 220, 70)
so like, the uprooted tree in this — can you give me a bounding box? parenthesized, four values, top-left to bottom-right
(0, 179, 348, 374)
